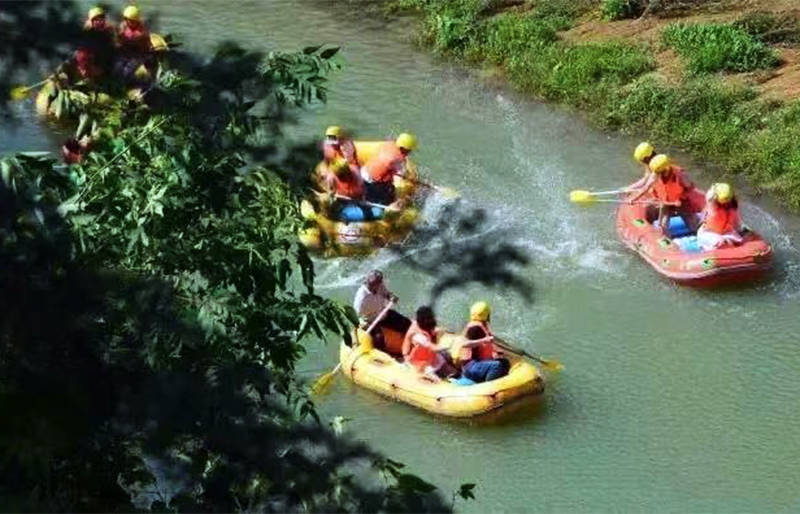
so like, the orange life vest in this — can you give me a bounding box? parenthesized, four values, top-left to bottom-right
(704, 203, 740, 234)
(364, 142, 404, 183)
(653, 166, 687, 204)
(404, 321, 437, 370)
(119, 21, 150, 53)
(464, 321, 494, 361)
(333, 172, 364, 198)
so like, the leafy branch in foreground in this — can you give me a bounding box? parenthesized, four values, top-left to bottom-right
(0, 39, 457, 511)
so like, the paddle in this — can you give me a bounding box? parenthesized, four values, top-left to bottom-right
(411, 177, 460, 199)
(9, 79, 50, 101)
(569, 189, 628, 202)
(311, 301, 395, 395)
(570, 192, 679, 207)
(334, 194, 393, 211)
(493, 337, 563, 372)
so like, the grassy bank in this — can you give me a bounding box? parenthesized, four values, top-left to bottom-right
(387, 0, 800, 209)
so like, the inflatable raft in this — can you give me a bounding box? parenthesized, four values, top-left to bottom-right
(616, 188, 772, 286)
(339, 329, 544, 418)
(299, 141, 422, 257)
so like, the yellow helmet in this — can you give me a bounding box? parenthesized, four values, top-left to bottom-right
(633, 142, 655, 164)
(649, 154, 671, 174)
(123, 5, 141, 21)
(396, 132, 417, 152)
(714, 182, 734, 203)
(331, 158, 350, 176)
(470, 301, 491, 322)
(88, 6, 105, 20)
(325, 125, 342, 138)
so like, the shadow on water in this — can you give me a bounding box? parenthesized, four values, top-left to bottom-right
(393, 199, 535, 308)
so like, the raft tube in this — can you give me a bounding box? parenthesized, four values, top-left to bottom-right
(299, 141, 422, 257)
(338, 332, 544, 418)
(616, 188, 773, 286)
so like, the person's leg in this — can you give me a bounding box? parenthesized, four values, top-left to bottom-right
(485, 359, 510, 381)
(462, 360, 491, 382)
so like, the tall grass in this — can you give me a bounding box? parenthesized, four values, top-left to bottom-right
(662, 23, 780, 74)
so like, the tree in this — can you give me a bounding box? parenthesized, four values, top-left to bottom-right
(0, 27, 454, 514)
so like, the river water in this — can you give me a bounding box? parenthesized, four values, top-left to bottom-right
(3, 1, 800, 511)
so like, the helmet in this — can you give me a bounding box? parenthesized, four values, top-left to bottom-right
(470, 301, 491, 322)
(325, 125, 342, 138)
(88, 6, 105, 20)
(714, 182, 733, 203)
(649, 154, 671, 174)
(123, 5, 141, 21)
(633, 142, 655, 164)
(331, 158, 350, 176)
(396, 132, 417, 152)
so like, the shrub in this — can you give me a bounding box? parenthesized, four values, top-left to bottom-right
(478, 13, 558, 63)
(662, 23, 780, 74)
(601, 0, 645, 21)
(734, 11, 800, 45)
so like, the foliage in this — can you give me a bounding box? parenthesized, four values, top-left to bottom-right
(0, 32, 457, 512)
(601, 0, 645, 21)
(662, 23, 780, 74)
(733, 11, 800, 45)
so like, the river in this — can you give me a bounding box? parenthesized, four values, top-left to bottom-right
(3, 1, 799, 511)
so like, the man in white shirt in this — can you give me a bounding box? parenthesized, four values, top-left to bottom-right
(353, 270, 410, 351)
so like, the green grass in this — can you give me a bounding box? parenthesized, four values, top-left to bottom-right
(662, 23, 780, 74)
(391, 0, 800, 208)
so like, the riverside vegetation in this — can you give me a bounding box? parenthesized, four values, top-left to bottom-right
(387, 0, 800, 209)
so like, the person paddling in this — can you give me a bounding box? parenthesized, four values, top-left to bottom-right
(402, 306, 456, 380)
(453, 302, 509, 383)
(118, 6, 151, 55)
(627, 142, 657, 192)
(630, 154, 697, 236)
(697, 183, 743, 249)
(361, 132, 417, 205)
(353, 271, 411, 353)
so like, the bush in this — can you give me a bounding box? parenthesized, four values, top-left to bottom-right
(601, 0, 645, 21)
(734, 11, 800, 45)
(477, 13, 558, 63)
(662, 23, 780, 74)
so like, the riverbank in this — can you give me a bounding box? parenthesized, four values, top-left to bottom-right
(384, 0, 800, 209)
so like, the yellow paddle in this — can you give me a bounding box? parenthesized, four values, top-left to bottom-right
(570, 191, 678, 207)
(494, 337, 563, 372)
(9, 79, 50, 101)
(311, 301, 395, 395)
(414, 178, 460, 199)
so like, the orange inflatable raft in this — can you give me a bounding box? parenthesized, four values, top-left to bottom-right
(615, 188, 772, 286)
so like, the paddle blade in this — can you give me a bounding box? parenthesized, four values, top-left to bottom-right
(541, 359, 564, 372)
(311, 368, 338, 395)
(10, 86, 30, 101)
(569, 190, 594, 204)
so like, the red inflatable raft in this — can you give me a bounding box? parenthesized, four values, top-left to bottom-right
(615, 188, 772, 286)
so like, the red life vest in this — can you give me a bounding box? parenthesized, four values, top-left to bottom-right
(404, 321, 438, 370)
(653, 166, 687, 204)
(364, 142, 404, 183)
(704, 202, 740, 234)
(464, 321, 494, 361)
(119, 21, 150, 53)
(333, 172, 364, 199)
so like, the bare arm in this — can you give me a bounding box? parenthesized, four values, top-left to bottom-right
(629, 173, 656, 202)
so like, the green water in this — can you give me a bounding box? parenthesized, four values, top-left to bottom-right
(3, 1, 800, 511)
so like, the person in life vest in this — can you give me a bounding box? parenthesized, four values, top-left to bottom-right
(353, 270, 411, 354)
(81, 6, 115, 75)
(118, 6, 151, 55)
(402, 306, 457, 380)
(361, 132, 417, 205)
(322, 126, 358, 167)
(630, 154, 697, 236)
(697, 183, 743, 250)
(626, 142, 657, 192)
(323, 158, 383, 221)
(72, 48, 104, 81)
(453, 302, 509, 383)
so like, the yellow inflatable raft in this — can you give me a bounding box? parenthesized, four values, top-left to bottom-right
(338, 333, 544, 418)
(299, 140, 422, 257)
